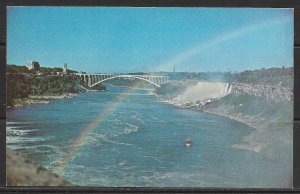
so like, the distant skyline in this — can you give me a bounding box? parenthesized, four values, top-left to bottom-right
(7, 7, 293, 73)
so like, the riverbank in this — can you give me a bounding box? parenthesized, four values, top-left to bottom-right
(159, 95, 292, 154)
(6, 92, 80, 186)
(8, 83, 107, 108)
(10, 93, 78, 108)
(159, 95, 293, 153)
(203, 108, 266, 153)
(6, 148, 74, 186)
(6, 86, 103, 185)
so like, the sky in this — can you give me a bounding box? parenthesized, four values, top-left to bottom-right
(7, 7, 294, 73)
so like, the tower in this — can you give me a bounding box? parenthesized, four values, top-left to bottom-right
(63, 63, 68, 74)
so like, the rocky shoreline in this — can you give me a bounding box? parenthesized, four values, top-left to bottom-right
(9, 93, 78, 108)
(231, 82, 293, 102)
(8, 83, 107, 108)
(6, 148, 74, 186)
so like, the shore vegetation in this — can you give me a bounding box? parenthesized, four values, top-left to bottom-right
(6, 64, 106, 107)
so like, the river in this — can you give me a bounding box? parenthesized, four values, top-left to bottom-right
(6, 85, 288, 187)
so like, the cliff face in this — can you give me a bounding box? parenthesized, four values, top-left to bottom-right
(202, 82, 293, 155)
(230, 82, 293, 103)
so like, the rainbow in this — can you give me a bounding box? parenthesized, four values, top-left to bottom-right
(53, 14, 292, 175)
(54, 82, 147, 175)
(155, 14, 292, 72)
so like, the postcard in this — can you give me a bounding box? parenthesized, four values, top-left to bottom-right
(6, 7, 293, 188)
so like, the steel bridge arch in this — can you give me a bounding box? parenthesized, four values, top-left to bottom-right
(90, 75, 161, 88)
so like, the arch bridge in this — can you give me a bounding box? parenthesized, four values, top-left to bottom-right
(74, 73, 169, 88)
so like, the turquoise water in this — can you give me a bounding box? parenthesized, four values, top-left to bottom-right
(6, 86, 290, 187)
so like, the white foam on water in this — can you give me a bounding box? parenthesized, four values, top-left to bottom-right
(86, 132, 106, 145)
(87, 132, 133, 147)
(6, 124, 47, 145)
(148, 115, 163, 122)
(6, 136, 48, 144)
(110, 92, 151, 96)
(156, 100, 169, 103)
(8, 144, 58, 154)
(26, 144, 57, 150)
(7, 127, 39, 134)
(6, 125, 41, 139)
(123, 123, 139, 134)
(131, 113, 144, 123)
(103, 139, 133, 146)
(6, 121, 36, 125)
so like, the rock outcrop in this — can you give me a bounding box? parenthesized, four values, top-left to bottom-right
(231, 82, 293, 102)
(6, 148, 73, 186)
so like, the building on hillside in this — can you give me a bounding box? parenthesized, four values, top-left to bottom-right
(56, 72, 64, 76)
(26, 60, 40, 72)
(56, 63, 68, 76)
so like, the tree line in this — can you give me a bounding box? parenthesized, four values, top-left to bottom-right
(7, 74, 81, 106)
(234, 67, 293, 87)
(167, 66, 293, 88)
(7, 64, 78, 74)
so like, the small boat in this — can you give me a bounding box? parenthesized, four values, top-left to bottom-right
(185, 137, 192, 147)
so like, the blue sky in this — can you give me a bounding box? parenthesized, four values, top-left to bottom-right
(7, 7, 293, 73)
